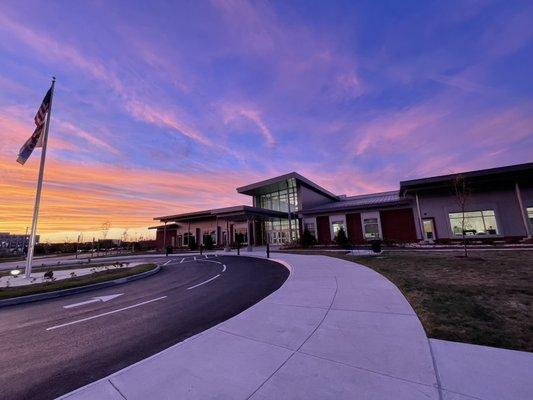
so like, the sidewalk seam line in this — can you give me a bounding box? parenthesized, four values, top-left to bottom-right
(215, 328, 295, 351)
(245, 275, 339, 399)
(108, 379, 127, 400)
(428, 339, 445, 400)
(298, 350, 438, 390)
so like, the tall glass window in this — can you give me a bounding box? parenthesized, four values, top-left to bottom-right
(257, 178, 298, 212)
(449, 210, 499, 235)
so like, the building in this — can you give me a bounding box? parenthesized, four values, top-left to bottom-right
(0, 232, 37, 252)
(151, 162, 533, 248)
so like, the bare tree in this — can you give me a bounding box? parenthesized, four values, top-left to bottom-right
(453, 174, 471, 257)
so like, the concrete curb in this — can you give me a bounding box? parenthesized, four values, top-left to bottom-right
(0, 264, 161, 308)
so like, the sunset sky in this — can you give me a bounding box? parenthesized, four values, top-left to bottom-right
(1, 0, 532, 242)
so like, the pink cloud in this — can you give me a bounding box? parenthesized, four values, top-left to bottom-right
(221, 104, 276, 147)
(0, 14, 211, 147)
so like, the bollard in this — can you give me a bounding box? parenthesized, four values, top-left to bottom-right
(266, 242, 270, 258)
(200, 244, 203, 255)
(237, 241, 240, 255)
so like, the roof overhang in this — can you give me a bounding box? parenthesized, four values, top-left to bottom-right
(236, 172, 338, 200)
(400, 162, 533, 195)
(155, 205, 290, 223)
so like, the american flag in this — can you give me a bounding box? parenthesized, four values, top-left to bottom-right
(17, 87, 52, 165)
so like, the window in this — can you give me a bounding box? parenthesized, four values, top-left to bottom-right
(331, 221, 345, 238)
(304, 222, 316, 237)
(257, 178, 299, 212)
(528, 207, 533, 226)
(449, 210, 499, 235)
(363, 218, 380, 239)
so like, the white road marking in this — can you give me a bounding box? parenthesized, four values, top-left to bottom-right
(163, 260, 172, 266)
(47, 296, 167, 331)
(191, 258, 226, 273)
(180, 258, 184, 264)
(193, 256, 196, 261)
(186, 274, 220, 290)
(63, 294, 124, 309)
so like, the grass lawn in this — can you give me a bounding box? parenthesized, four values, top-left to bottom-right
(281, 249, 533, 352)
(0, 263, 156, 300)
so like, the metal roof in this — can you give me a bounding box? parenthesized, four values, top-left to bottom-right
(236, 172, 338, 200)
(400, 162, 533, 194)
(302, 190, 409, 214)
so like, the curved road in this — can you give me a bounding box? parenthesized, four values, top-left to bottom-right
(0, 255, 289, 400)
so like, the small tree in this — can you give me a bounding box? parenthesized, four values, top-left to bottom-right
(335, 227, 349, 249)
(204, 235, 214, 250)
(301, 228, 317, 247)
(453, 174, 471, 257)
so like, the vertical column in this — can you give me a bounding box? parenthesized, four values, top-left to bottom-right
(225, 219, 230, 251)
(415, 192, 425, 241)
(252, 219, 257, 246)
(162, 221, 167, 250)
(215, 216, 219, 246)
(246, 218, 253, 251)
(286, 180, 292, 244)
(515, 181, 532, 238)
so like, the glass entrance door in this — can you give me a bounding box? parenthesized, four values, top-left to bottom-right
(422, 218, 436, 242)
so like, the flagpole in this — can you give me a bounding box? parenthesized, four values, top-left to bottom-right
(25, 77, 56, 279)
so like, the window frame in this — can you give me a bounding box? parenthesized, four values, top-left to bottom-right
(448, 209, 500, 236)
(329, 215, 347, 241)
(361, 211, 382, 240)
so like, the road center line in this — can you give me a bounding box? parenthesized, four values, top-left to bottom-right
(187, 274, 220, 290)
(46, 296, 167, 331)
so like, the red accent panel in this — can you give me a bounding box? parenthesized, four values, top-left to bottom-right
(380, 208, 417, 242)
(316, 216, 331, 245)
(346, 213, 364, 244)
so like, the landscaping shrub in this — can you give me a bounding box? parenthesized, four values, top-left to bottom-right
(301, 228, 317, 247)
(335, 227, 349, 248)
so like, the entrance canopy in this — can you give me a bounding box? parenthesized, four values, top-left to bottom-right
(154, 205, 289, 224)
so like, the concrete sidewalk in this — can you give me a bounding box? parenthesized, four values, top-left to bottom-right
(57, 252, 532, 400)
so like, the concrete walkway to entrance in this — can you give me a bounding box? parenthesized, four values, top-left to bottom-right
(57, 252, 531, 400)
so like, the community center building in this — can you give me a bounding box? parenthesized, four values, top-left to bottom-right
(151, 162, 533, 248)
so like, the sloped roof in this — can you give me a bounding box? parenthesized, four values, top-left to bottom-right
(303, 190, 409, 214)
(236, 172, 338, 200)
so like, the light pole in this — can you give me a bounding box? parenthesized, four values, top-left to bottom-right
(75, 234, 80, 259)
(24, 226, 29, 255)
